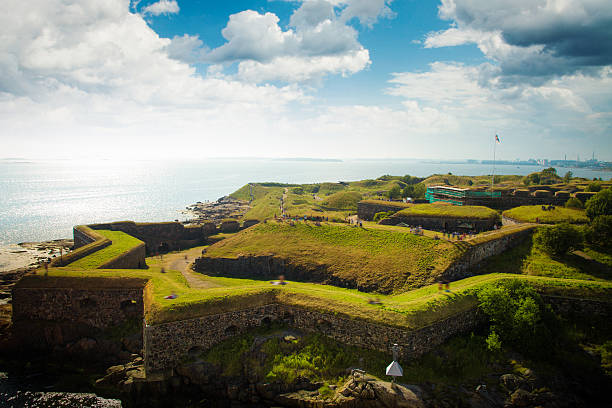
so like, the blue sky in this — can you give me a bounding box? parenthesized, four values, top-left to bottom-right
(1, 0, 611, 161)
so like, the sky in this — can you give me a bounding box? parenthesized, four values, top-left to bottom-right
(1, 0, 611, 161)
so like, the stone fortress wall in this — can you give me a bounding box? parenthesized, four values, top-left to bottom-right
(379, 214, 497, 232)
(143, 303, 485, 374)
(441, 225, 536, 281)
(11, 277, 149, 356)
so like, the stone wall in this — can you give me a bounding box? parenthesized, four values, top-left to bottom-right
(442, 226, 535, 281)
(89, 221, 215, 254)
(194, 255, 364, 290)
(544, 296, 612, 320)
(380, 215, 498, 232)
(98, 243, 147, 269)
(357, 201, 411, 221)
(143, 304, 485, 374)
(11, 277, 149, 356)
(73, 226, 99, 249)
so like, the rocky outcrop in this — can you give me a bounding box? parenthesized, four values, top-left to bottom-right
(0, 391, 122, 408)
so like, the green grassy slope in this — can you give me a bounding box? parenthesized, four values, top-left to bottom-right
(203, 221, 464, 293)
(68, 230, 143, 269)
(503, 205, 589, 224)
(394, 204, 500, 220)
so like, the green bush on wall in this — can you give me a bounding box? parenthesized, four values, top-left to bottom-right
(534, 224, 583, 256)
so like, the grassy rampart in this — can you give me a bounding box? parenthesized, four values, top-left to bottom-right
(67, 230, 144, 269)
(503, 205, 588, 224)
(50, 225, 111, 267)
(202, 221, 462, 293)
(394, 204, 500, 220)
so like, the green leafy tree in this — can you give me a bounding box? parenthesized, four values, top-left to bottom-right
(534, 223, 583, 256)
(563, 171, 573, 183)
(585, 181, 602, 192)
(413, 183, 427, 199)
(541, 167, 558, 177)
(585, 188, 612, 220)
(402, 185, 415, 198)
(477, 279, 556, 355)
(565, 197, 584, 209)
(585, 215, 612, 250)
(387, 184, 401, 199)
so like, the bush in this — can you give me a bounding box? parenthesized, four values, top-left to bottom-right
(585, 188, 612, 220)
(585, 182, 602, 192)
(387, 184, 402, 199)
(534, 224, 582, 256)
(585, 215, 612, 250)
(565, 197, 584, 209)
(373, 211, 395, 222)
(292, 187, 304, 195)
(477, 279, 557, 356)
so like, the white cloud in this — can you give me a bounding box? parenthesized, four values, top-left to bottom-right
(167, 0, 394, 83)
(426, 0, 612, 83)
(141, 0, 179, 16)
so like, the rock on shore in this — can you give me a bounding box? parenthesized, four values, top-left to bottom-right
(183, 196, 250, 224)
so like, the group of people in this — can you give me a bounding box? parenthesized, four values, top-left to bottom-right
(442, 231, 474, 241)
(410, 226, 425, 235)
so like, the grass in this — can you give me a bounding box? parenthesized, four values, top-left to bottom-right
(503, 205, 589, 224)
(394, 203, 500, 220)
(203, 221, 462, 293)
(478, 233, 612, 283)
(67, 230, 144, 269)
(321, 191, 362, 210)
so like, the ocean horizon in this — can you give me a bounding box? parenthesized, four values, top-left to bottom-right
(1, 158, 610, 245)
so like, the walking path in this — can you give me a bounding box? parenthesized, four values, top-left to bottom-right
(157, 247, 221, 289)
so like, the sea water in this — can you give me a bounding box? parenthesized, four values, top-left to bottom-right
(1, 158, 610, 245)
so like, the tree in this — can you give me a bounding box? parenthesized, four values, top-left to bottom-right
(563, 171, 573, 183)
(585, 215, 612, 250)
(585, 181, 602, 192)
(585, 188, 612, 220)
(413, 183, 427, 199)
(565, 197, 583, 209)
(477, 279, 556, 355)
(387, 184, 401, 199)
(534, 223, 583, 256)
(541, 167, 558, 177)
(401, 185, 414, 198)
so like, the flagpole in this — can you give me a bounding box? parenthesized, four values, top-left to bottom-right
(491, 134, 496, 193)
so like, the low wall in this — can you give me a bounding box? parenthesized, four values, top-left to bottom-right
(99, 243, 147, 269)
(381, 215, 497, 232)
(143, 304, 484, 374)
(357, 201, 411, 221)
(51, 226, 111, 267)
(194, 255, 331, 285)
(442, 226, 535, 281)
(11, 277, 149, 356)
(89, 221, 216, 254)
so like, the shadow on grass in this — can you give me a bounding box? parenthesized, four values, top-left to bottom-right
(477, 239, 533, 275)
(561, 252, 612, 281)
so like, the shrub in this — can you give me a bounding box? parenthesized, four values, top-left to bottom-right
(585, 215, 612, 250)
(373, 211, 395, 222)
(563, 171, 573, 183)
(413, 183, 427, 199)
(585, 188, 612, 220)
(565, 197, 584, 209)
(477, 279, 556, 356)
(387, 184, 401, 199)
(292, 187, 304, 195)
(534, 224, 582, 256)
(585, 182, 602, 192)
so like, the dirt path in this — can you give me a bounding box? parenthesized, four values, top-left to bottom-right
(158, 247, 221, 289)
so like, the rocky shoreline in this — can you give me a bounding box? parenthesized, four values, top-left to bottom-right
(182, 196, 250, 224)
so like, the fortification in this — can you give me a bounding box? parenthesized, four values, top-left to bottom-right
(12, 276, 150, 359)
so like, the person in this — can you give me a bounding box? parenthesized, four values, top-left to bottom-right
(44, 261, 49, 276)
(444, 281, 451, 292)
(164, 293, 178, 299)
(437, 281, 443, 291)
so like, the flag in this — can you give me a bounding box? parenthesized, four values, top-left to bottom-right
(495, 134, 501, 143)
